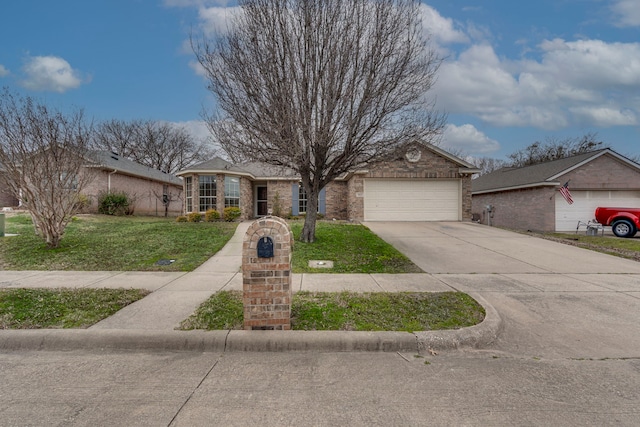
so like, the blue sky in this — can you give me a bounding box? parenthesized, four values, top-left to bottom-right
(1, 0, 639, 161)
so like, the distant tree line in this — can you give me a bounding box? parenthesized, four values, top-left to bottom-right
(468, 132, 620, 176)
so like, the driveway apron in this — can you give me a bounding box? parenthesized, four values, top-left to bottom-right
(364, 221, 640, 359)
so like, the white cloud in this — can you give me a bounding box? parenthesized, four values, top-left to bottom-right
(0, 65, 9, 77)
(419, 4, 469, 45)
(170, 120, 211, 141)
(197, 6, 240, 37)
(21, 55, 85, 93)
(434, 38, 640, 129)
(163, 0, 229, 7)
(569, 106, 637, 127)
(611, 0, 640, 27)
(441, 123, 500, 155)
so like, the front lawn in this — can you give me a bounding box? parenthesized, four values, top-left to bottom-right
(180, 290, 485, 332)
(539, 232, 640, 262)
(0, 214, 237, 271)
(290, 222, 422, 273)
(0, 288, 149, 329)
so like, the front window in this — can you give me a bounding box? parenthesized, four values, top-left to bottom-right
(225, 176, 240, 208)
(185, 177, 192, 212)
(199, 175, 216, 211)
(298, 184, 308, 214)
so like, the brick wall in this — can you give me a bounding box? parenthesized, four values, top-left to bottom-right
(472, 187, 557, 231)
(324, 180, 348, 219)
(240, 177, 252, 219)
(83, 169, 183, 216)
(267, 180, 294, 217)
(242, 216, 293, 330)
(560, 155, 640, 190)
(0, 173, 18, 207)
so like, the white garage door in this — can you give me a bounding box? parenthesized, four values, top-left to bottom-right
(364, 179, 461, 221)
(555, 190, 640, 231)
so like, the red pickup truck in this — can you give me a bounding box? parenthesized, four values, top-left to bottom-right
(594, 207, 640, 238)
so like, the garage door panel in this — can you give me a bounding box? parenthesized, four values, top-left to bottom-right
(555, 190, 640, 231)
(364, 179, 460, 221)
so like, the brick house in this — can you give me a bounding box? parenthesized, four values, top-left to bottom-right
(1, 151, 184, 216)
(471, 149, 640, 232)
(176, 142, 480, 222)
(83, 151, 184, 216)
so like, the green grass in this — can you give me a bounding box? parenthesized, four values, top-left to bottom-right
(290, 222, 422, 273)
(541, 232, 640, 262)
(180, 290, 485, 332)
(0, 214, 237, 271)
(0, 288, 149, 329)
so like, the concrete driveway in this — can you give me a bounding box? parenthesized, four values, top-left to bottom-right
(363, 221, 640, 274)
(364, 221, 640, 360)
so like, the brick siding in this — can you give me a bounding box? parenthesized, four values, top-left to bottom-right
(472, 187, 557, 232)
(83, 169, 183, 216)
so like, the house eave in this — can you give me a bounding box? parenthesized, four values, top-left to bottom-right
(472, 182, 560, 195)
(87, 164, 182, 186)
(176, 169, 256, 180)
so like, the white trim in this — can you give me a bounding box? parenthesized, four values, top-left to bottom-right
(472, 182, 559, 195)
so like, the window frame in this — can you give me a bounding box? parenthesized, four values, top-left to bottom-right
(185, 176, 193, 212)
(224, 176, 241, 208)
(198, 175, 217, 212)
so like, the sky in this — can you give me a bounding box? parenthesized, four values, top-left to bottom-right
(1, 0, 639, 161)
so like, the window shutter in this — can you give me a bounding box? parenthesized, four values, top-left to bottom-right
(292, 183, 299, 216)
(319, 187, 326, 215)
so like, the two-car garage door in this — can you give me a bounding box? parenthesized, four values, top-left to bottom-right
(555, 190, 640, 231)
(364, 179, 461, 221)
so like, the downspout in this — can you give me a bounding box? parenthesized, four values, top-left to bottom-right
(108, 169, 117, 193)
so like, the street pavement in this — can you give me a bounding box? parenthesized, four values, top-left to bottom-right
(1, 221, 640, 425)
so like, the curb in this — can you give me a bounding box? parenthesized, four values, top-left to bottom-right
(0, 294, 501, 353)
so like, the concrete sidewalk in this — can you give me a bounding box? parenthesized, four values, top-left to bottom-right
(0, 221, 500, 352)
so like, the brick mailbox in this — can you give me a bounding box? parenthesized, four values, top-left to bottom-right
(242, 216, 293, 330)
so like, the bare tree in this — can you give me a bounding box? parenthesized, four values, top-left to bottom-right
(0, 88, 95, 248)
(193, 0, 445, 242)
(507, 132, 607, 168)
(152, 184, 183, 218)
(469, 156, 508, 177)
(94, 119, 214, 174)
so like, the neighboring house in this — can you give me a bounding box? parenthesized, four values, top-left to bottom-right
(0, 163, 19, 207)
(83, 151, 183, 216)
(471, 149, 640, 232)
(0, 151, 183, 216)
(176, 142, 480, 222)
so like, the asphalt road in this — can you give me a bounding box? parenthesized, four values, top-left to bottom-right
(2, 221, 640, 426)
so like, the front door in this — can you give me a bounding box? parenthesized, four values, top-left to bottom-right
(256, 186, 268, 216)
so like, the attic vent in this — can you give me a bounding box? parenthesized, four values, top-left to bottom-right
(110, 152, 119, 160)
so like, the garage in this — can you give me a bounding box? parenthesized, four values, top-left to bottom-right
(364, 179, 461, 221)
(555, 190, 640, 232)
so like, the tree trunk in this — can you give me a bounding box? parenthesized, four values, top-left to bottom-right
(300, 191, 319, 243)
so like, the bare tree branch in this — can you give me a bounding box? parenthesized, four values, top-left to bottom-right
(93, 119, 215, 174)
(193, 0, 446, 242)
(0, 88, 95, 248)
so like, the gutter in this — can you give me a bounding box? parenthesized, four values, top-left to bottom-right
(108, 169, 117, 192)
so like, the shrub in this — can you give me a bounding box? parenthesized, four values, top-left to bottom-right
(223, 207, 241, 222)
(205, 209, 220, 222)
(98, 191, 133, 216)
(175, 215, 187, 223)
(73, 193, 92, 213)
(187, 212, 202, 222)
